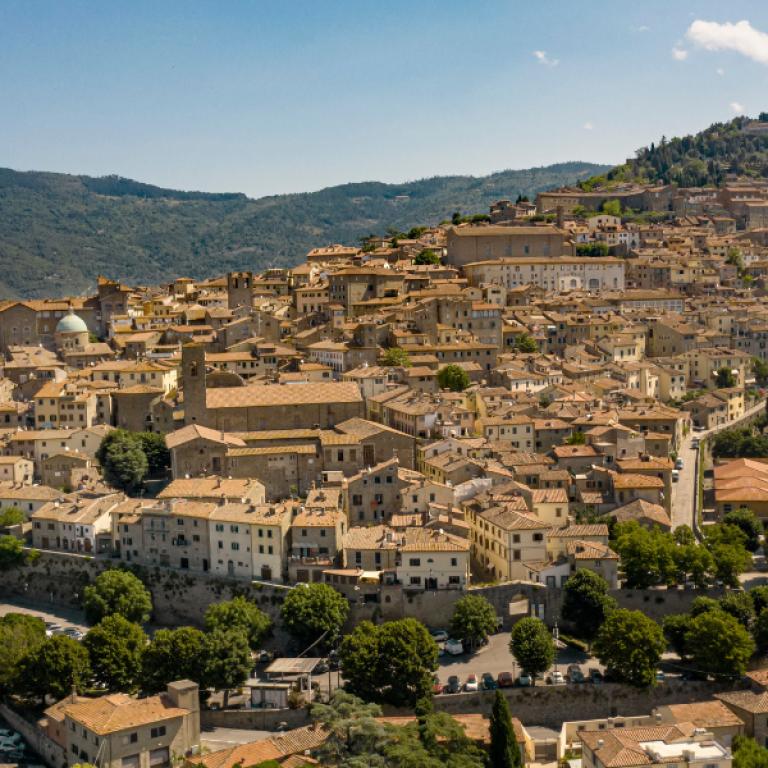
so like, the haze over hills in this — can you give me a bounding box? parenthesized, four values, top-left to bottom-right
(0, 162, 608, 299)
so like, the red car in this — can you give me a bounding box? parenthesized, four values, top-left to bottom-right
(431, 676, 443, 695)
(497, 671, 515, 688)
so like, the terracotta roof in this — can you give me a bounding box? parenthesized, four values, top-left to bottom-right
(61, 692, 190, 735)
(717, 690, 768, 714)
(206, 382, 362, 409)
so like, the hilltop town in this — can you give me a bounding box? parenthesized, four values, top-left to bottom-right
(4, 170, 768, 768)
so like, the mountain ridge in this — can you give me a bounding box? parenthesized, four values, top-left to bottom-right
(0, 161, 609, 299)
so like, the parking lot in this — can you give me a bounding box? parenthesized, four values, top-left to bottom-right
(435, 631, 605, 690)
(0, 599, 89, 637)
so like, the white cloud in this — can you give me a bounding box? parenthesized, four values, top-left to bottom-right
(716, 67, 725, 75)
(686, 19, 768, 65)
(583, 122, 594, 131)
(730, 101, 745, 114)
(631, 25, 650, 33)
(672, 46, 689, 60)
(533, 50, 559, 67)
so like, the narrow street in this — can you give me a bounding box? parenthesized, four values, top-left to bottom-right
(671, 398, 767, 531)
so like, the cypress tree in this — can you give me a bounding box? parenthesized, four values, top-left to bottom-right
(488, 690, 521, 768)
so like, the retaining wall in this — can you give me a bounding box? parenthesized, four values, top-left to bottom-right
(0, 702, 66, 768)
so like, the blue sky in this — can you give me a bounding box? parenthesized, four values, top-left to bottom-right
(1, 0, 768, 197)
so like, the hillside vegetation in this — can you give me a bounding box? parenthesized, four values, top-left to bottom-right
(581, 115, 768, 190)
(0, 162, 607, 299)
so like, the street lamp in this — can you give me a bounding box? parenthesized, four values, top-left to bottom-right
(553, 621, 559, 676)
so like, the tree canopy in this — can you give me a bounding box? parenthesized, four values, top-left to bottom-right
(509, 618, 554, 680)
(204, 597, 271, 649)
(96, 430, 149, 492)
(141, 626, 207, 693)
(561, 569, 616, 640)
(685, 610, 755, 678)
(414, 249, 441, 266)
(17, 635, 91, 701)
(489, 690, 522, 768)
(83, 569, 153, 624)
(340, 619, 438, 708)
(381, 347, 412, 368)
(83, 615, 147, 692)
(592, 609, 666, 687)
(280, 582, 349, 649)
(0, 613, 46, 692)
(437, 364, 470, 392)
(450, 594, 498, 649)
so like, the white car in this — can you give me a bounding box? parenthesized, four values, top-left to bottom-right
(464, 674, 479, 692)
(430, 629, 449, 643)
(549, 670, 566, 685)
(444, 638, 464, 656)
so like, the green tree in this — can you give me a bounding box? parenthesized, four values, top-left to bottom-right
(437, 364, 470, 392)
(723, 509, 762, 552)
(280, 582, 349, 648)
(450, 594, 498, 649)
(561, 569, 616, 640)
(685, 610, 755, 678)
(96, 429, 149, 492)
(204, 597, 271, 649)
(514, 334, 537, 353)
(592, 609, 665, 687)
(201, 629, 252, 707)
(602, 199, 622, 216)
(83, 615, 147, 691)
(0, 507, 24, 528)
(509, 618, 554, 682)
(613, 521, 676, 588)
(753, 358, 768, 386)
(690, 596, 721, 616)
(17, 635, 91, 701)
(662, 613, 693, 659)
(710, 542, 752, 588)
(136, 432, 170, 475)
(0, 614, 46, 692)
(720, 591, 756, 629)
(0, 535, 26, 570)
(340, 619, 438, 708)
(732, 735, 768, 768)
(488, 690, 521, 768)
(312, 691, 389, 767)
(414, 249, 441, 266)
(141, 626, 207, 693)
(566, 431, 586, 445)
(750, 586, 768, 614)
(754, 608, 768, 654)
(381, 347, 412, 368)
(673, 543, 713, 588)
(715, 366, 737, 389)
(83, 569, 153, 624)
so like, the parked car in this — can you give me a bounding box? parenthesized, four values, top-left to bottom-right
(497, 671, 515, 688)
(588, 668, 604, 684)
(432, 676, 443, 695)
(481, 672, 497, 690)
(464, 674, 479, 692)
(495, 616, 504, 632)
(656, 670, 666, 683)
(548, 670, 565, 685)
(258, 650, 274, 664)
(567, 665, 585, 683)
(516, 673, 532, 687)
(45, 623, 63, 636)
(430, 629, 449, 643)
(314, 660, 329, 674)
(444, 638, 464, 656)
(675, 457, 684, 470)
(63, 627, 84, 641)
(691, 438, 700, 448)
(671, 469, 680, 482)
(445, 675, 461, 694)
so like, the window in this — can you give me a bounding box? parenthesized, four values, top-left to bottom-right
(450, 558, 457, 567)
(130, 733, 138, 743)
(352, 494, 363, 506)
(409, 558, 421, 566)
(150, 726, 166, 738)
(215, 524, 224, 532)
(410, 576, 421, 585)
(231, 542, 239, 551)
(533, 533, 543, 542)
(301, 529, 307, 537)
(512, 534, 520, 543)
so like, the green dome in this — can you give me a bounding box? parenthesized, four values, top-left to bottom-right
(56, 310, 88, 334)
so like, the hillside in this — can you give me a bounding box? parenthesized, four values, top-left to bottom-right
(0, 162, 608, 299)
(582, 115, 768, 190)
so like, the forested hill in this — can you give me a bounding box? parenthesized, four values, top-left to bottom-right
(584, 115, 768, 190)
(0, 161, 608, 299)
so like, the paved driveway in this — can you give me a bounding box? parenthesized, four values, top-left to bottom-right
(435, 631, 603, 687)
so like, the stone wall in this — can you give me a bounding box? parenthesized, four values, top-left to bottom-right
(0, 702, 66, 768)
(201, 707, 309, 731)
(0, 551, 292, 628)
(391, 680, 740, 729)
